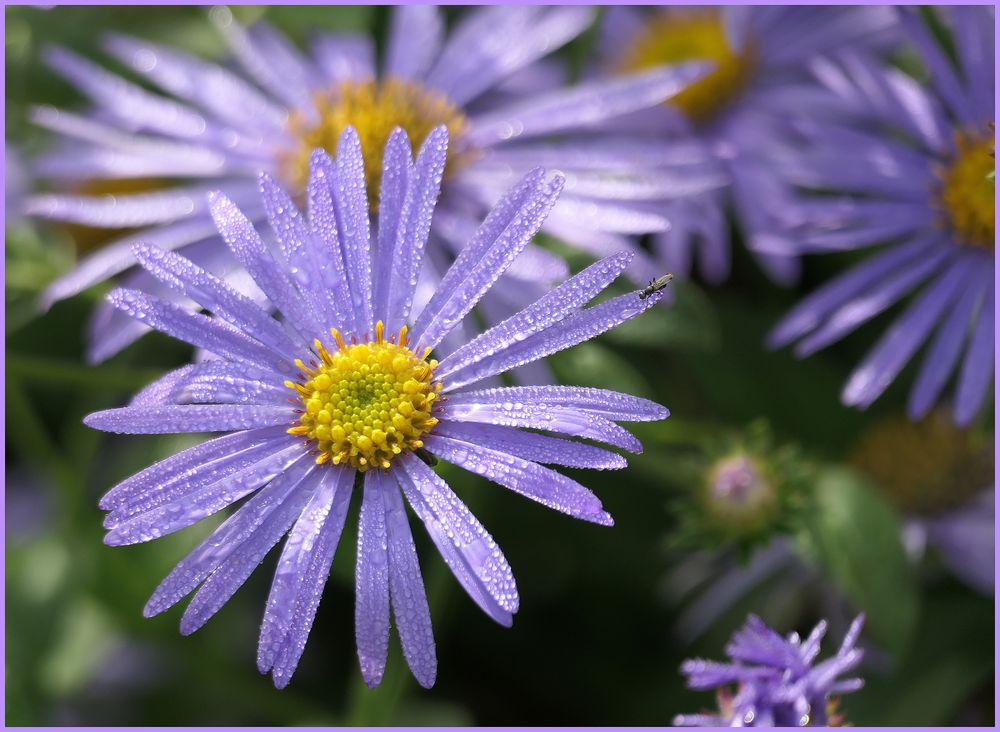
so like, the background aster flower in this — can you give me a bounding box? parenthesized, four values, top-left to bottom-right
(26, 5, 710, 364)
(82, 127, 670, 688)
(766, 7, 994, 425)
(592, 6, 898, 286)
(675, 614, 866, 727)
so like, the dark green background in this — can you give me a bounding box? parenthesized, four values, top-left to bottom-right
(5, 6, 994, 726)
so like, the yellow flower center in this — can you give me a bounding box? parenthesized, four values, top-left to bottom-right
(282, 78, 471, 199)
(850, 412, 992, 515)
(286, 321, 441, 472)
(939, 128, 995, 250)
(616, 11, 752, 124)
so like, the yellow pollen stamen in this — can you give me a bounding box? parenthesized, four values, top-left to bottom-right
(287, 320, 442, 472)
(939, 127, 995, 250)
(281, 78, 471, 200)
(616, 11, 753, 124)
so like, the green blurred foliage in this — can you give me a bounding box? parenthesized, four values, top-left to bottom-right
(5, 5, 993, 727)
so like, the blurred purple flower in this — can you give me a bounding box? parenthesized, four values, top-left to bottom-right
(675, 613, 866, 727)
(594, 6, 898, 286)
(768, 7, 994, 424)
(914, 489, 994, 596)
(83, 127, 670, 689)
(27, 6, 708, 363)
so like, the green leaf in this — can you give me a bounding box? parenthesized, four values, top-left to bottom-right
(798, 467, 919, 658)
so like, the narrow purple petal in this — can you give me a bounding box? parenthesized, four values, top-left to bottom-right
(355, 470, 390, 688)
(372, 128, 413, 326)
(85, 404, 293, 434)
(425, 434, 613, 526)
(384, 473, 437, 689)
(954, 283, 994, 426)
(444, 385, 668, 422)
(386, 6, 443, 81)
(306, 149, 354, 331)
(332, 128, 374, 334)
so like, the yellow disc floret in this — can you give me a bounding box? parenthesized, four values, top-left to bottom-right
(939, 127, 995, 250)
(282, 78, 470, 199)
(616, 11, 752, 124)
(286, 321, 441, 471)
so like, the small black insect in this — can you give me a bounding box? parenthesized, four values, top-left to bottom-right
(639, 274, 674, 300)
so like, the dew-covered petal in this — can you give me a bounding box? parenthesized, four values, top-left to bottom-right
(144, 453, 315, 617)
(435, 421, 626, 470)
(98, 426, 289, 510)
(394, 454, 517, 625)
(132, 242, 304, 356)
(356, 470, 390, 688)
(305, 149, 354, 331)
(442, 289, 663, 391)
(425, 434, 613, 525)
(105, 443, 307, 545)
(441, 401, 641, 453)
(385, 126, 448, 331)
(106, 287, 292, 374)
(221, 20, 317, 110)
(383, 473, 437, 688)
(842, 256, 972, 409)
(332, 128, 374, 333)
(412, 170, 563, 352)
(209, 190, 325, 341)
(259, 465, 354, 687)
(85, 403, 294, 434)
(444, 385, 668, 422)
(179, 464, 322, 635)
(372, 128, 413, 326)
(437, 252, 632, 380)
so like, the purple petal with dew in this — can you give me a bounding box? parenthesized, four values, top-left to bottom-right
(104, 433, 298, 526)
(768, 236, 939, 348)
(372, 128, 413, 326)
(311, 33, 375, 83)
(438, 252, 632, 380)
(799, 620, 829, 666)
(412, 169, 563, 352)
(441, 401, 641, 453)
(386, 6, 443, 81)
(129, 364, 198, 407)
(430, 6, 592, 107)
(444, 385, 668, 422)
(793, 247, 952, 357)
(425, 434, 613, 526)
(908, 263, 990, 419)
(132, 242, 305, 356)
(143, 453, 315, 617)
(179, 464, 322, 635)
(43, 45, 211, 141)
(305, 150, 354, 332)
(954, 283, 995, 426)
(383, 473, 437, 689)
(106, 287, 293, 374)
(355, 470, 391, 688)
(394, 453, 517, 624)
(98, 425, 289, 510)
(435, 421, 626, 470)
(85, 403, 294, 434)
(442, 289, 663, 391)
(385, 126, 448, 331)
(168, 361, 290, 406)
(899, 8, 977, 126)
(680, 658, 777, 689)
(467, 62, 710, 146)
(842, 255, 972, 409)
(104, 33, 287, 131)
(31, 147, 228, 181)
(258, 465, 353, 686)
(332, 128, 374, 334)
(220, 19, 317, 110)
(726, 614, 803, 670)
(104, 443, 307, 545)
(208, 191, 326, 342)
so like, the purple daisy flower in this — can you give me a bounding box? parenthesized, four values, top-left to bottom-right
(27, 5, 710, 363)
(83, 126, 670, 689)
(675, 613, 866, 727)
(767, 7, 994, 425)
(593, 6, 898, 286)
